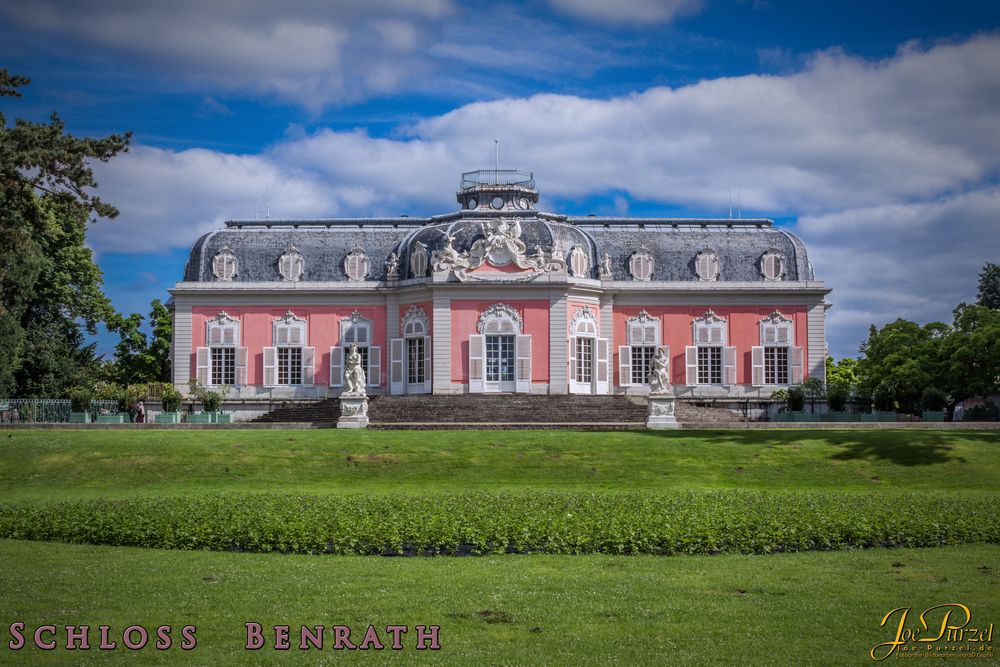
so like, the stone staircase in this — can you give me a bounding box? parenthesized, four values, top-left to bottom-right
(249, 394, 745, 428)
(250, 398, 341, 425)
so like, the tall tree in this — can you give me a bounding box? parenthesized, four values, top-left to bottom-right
(857, 319, 949, 413)
(109, 299, 173, 384)
(977, 262, 1000, 310)
(0, 70, 130, 396)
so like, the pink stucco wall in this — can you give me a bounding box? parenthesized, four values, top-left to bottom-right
(191, 306, 387, 386)
(450, 300, 550, 384)
(611, 306, 809, 386)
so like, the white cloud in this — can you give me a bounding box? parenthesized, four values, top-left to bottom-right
(549, 0, 703, 25)
(88, 35, 1000, 356)
(0, 0, 454, 110)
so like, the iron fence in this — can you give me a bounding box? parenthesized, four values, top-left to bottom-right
(0, 399, 128, 423)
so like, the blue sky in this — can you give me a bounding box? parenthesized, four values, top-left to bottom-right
(2, 0, 999, 359)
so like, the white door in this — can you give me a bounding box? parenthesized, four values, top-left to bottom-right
(485, 334, 516, 392)
(569, 336, 595, 394)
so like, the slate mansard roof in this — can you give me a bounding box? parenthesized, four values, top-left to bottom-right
(181, 171, 816, 284)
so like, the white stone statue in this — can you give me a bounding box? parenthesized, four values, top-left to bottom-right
(344, 343, 367, 396)
(599, 252, 613, 278)
(385, 252, 400, 279)
(648, 347, 671, 394)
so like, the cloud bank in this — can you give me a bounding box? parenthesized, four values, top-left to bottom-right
(87, 35, 1000, 358)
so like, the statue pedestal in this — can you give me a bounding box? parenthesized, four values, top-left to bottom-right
(647, 393, 680, 429)
(337, 395, 369, 429)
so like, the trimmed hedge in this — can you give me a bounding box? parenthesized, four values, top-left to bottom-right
(0, 491, 997, 556)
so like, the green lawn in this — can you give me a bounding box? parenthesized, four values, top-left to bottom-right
(1, 539, 997, 665)
(0, 428, 997, 665)
(1, 429, 997, 502)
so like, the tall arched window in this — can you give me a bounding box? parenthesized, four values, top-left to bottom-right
(468, 304, 531, 394)
(569, 306, 609, 395)
(390, 306, 432, 394)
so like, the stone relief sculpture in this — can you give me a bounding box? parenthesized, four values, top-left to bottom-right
(431, 220, 565, 282)
(343, 343, 367, 396)
(599, 252, 613, 278)
(648, 347, 671, 394)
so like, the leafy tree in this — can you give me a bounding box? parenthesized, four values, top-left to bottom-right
(0, 69, 130, 396)
(937, 304, 1000, 415)
(977, 262, 1000, 310)
(857, 319, 949, 414)
(109, 299, 173, 384)
(825, 356, 859, 391)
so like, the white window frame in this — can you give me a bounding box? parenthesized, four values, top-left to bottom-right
(686, 310, 736, 386)
(469, 303, 531, 393)
(198, 312, 246, 387)
(391, 306, 431, 394)
(752, 311, 802, 387)
(264, 311, 314, 387)
(569, 306, 608, 394)
(620, 310, 661, 387)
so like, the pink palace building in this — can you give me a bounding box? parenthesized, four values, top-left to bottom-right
(170, 170, 831, 407)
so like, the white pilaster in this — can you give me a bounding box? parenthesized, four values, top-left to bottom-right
(548, 293, 568, 394)
(432, 294, 452, 393)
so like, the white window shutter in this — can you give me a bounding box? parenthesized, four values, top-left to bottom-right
(329, 346, 343, 387)
(711, 326, 724, 344)
(696, 325, 709, 344)
(208, 326, 223, 346)
(263, 347, 277, 387)
(568, 336, 577, 382)
(469, 334, 485, 393)
(301, 347, 315, 386)
(618, 346, 632, 387)
(723, 346, 737, 386)
(222, 326, 236, 346)
(685, 346, 698, 385)
(389, 338, 404, 394)
(644, 324, 658, 346)
(423, 336, 432, 393)
(196, 347, 210, 385)
(762, 324, 776, 345)
(515, 334, 532, 393)
(777, 325, 790, 345)
(275, 326, 288, 346)
(751, 346, 765, 387)
(235, 347, 248, 385)
(289, 325, 303, 346)
(629, 322, 642, 345)
(596, 338, 610, 394)
(367, 345, 381, 387)
(789, 346, 804, 384)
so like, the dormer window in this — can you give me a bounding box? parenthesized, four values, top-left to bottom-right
(278, 244, 304, 282)
(760, 248, 785, 281)
(212, 246, 237, 282)
(694, 248, 720, 281)
(628, 251, 654, 281)
(344, 246, 369, 281)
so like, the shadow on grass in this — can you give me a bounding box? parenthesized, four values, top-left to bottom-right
(632, 429, 990, 466)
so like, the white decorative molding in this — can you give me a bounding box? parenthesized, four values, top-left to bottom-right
(570, 305, 598, 334)
(275, 310, 306, 326)
(344, 309, 367, 325)
(343, 246, 370, 281)
(212, 246, 238, 282)
(476, 303, 523, 334)
(760, 310, 793, 325)
(627, 309, 656, 326)
(693, 309, 726, 326)
(598, 252, 613, 278)
(209, 310, 240, 325)
(401, 305, 429, 336)
(628, 251, 654, 281)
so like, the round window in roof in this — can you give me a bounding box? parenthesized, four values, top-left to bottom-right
(628, 251, 654, 281)
(694, 247, 720, 281)
(343, 246, 370, 282)
(212, 246, 238, 282)
(760, 248, 785, 281)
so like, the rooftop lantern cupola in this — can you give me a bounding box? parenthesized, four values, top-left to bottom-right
(457, 169, 539, 212)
